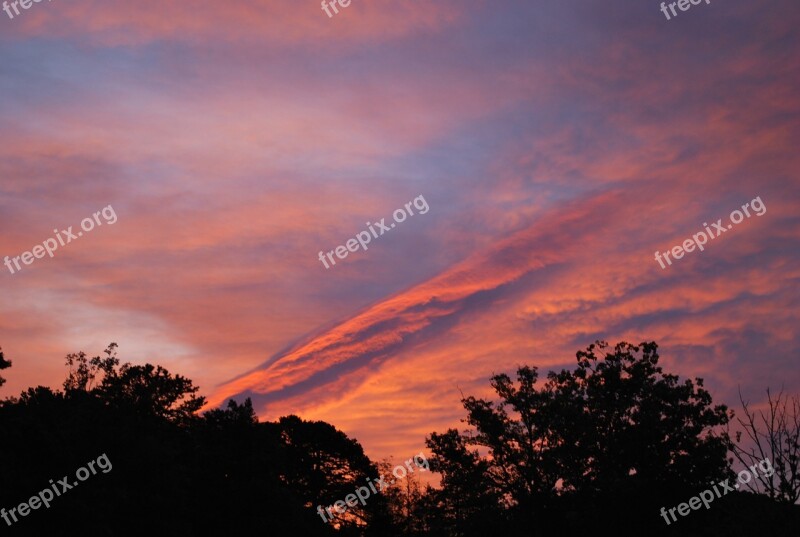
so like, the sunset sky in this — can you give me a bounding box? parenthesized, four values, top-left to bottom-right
(1, 0, 798, 462)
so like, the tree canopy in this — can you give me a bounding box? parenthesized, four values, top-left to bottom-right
(0, 341, 796, 536)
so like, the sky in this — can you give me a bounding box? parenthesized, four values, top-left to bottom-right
(1, 0, 798, 462)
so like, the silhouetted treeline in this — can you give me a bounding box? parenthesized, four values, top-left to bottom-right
(0, 343, 797, 536)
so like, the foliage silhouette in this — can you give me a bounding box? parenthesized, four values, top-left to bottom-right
(0, 341, 797, 536)
(0, 344, 378, 536)
(423, 341, 797, 536)
(0, 347, 11, 389)
(733, 388, 800, 504)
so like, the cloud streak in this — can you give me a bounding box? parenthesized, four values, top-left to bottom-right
(1, 0, 798, 461)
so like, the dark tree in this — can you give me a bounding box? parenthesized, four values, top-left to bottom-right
(380, 458, 426, 536)
(3, 340, 796, 536)
(734, 388, 800, 504)
(63, 342, 119, 393)
(94, 362, 204, 423)
(272, 415, 394, 535)
(547, 341, 733, 493)
(425, 428, 506, 536)
(0, 346, 11, 389)
(0, 343, 355, 536)
(426, 341, 735, 535)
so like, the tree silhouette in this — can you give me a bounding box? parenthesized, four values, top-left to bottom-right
(1, 341, 797, 536)
(734, 388, 800, 504)
(274, 415, 394, 534)
(425, 428, 505, 535)
(63, 342, 119, 392)
(95, 362, 205, 424)
(547, 341, 732, 492)
(0, 344, 337, 535)
(426, 341, 736, 535)
(0, 347, 11, 389)
(380, 458, 427, 535)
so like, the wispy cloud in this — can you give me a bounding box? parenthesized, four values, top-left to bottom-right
(1, 0, 798, 461)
